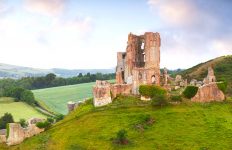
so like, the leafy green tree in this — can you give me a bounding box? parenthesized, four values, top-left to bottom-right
(0, 113, 14, 129)
(21, 90, 36, 105)
(45, 73, 56, 82)
(78, 73, 83, 77)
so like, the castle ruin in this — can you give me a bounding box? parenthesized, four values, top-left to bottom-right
(93, 32, 161, 106)
(116, 32, 161, 94)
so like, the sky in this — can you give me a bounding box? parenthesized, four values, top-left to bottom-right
(0, 0, 231, 69)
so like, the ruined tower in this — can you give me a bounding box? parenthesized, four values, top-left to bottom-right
(116, 32, 161, 94)
(203, 66, 216, 84)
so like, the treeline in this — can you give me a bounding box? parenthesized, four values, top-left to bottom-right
(0, 72, 115, 96)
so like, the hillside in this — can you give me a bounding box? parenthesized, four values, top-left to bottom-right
(1, 96, 232, 150)
(0, 97, 46, 121)
(179, 55, 232, 95)
(0, 63, 114, 78)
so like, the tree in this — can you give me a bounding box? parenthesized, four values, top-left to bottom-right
(78, 73, 83, 77)
(21, 90, 36, 105)
(45, 73, 56, 82)
(0, 113, 14, 129)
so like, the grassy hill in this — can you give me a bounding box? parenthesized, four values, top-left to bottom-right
(0, 96, 231, 150)
(0, 97, 46, 121)
(179, 55, 232, 95)
(32, 80, 114, 115)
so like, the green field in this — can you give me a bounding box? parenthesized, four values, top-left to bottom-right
(2, 96, 232, 150)
(32, 81, 114, 115)
(0, 97, 46, 121)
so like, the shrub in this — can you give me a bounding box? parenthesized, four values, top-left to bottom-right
(55, 114, 64, 122)
(151, 94, 168, 106)
(217, 82, 227, 94)
(0, 113, 14, 129)
(47, 117, 54, 124)
(36, 121, 51, 129)
(139, 85, 167, 98)
(182, 86, 198, 99)
(170, 95, 182, 102)
(19, 118, 28, 128)
(135, 114, 155, 132)
(113, 129, 128, 145)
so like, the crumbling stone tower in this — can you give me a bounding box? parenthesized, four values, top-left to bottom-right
(116, 32, 161, 94)
(203, 66, 216, 84)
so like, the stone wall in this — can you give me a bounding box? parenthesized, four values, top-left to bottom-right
(93, 80, 112, 107)
(7, 123, 25, 145)
(191, 82, 225, 102)
(2, 118, 45, 146)
(0, 129, 6, 143)
(111, 84, 132, 98)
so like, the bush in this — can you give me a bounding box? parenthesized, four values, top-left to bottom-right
(36, 121, 51, 129)
(139, 85, 167, 98)
(55, 114, 64, 122)
(135, 114, 155, 132)
(217, 82, 227, 94)
(170, 95, 182, 102)
(0, 113, 14, 129)
(47, 117, 54, 124)
(151, 94, 168, 106)
(19, 118, 28, 128)
(182, 86, 198, 99)
(113, 129, 129, 145)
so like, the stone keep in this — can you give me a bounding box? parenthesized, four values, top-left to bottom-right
(93, 80, 112, 107)
(116, 32, 161, 94)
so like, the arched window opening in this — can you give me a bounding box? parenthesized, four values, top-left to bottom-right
(151, 75, 156, 84)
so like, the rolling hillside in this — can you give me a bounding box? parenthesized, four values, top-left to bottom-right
(179, 55, 232, 95)
(2, 96, 232, 150)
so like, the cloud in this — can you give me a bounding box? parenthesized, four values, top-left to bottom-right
(147, 0, 232, 69)
(24, 0, 67, 16)
(0, 0, 95, 69)
(148, 0, 197, 27)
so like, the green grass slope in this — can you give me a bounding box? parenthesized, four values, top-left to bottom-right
(0, 97, 46, 121)
(3, 96, 232, 150)
(32, 80, 115, 115)
(179, 55, 232, 95)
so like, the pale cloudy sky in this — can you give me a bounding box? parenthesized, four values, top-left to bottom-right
(0, 0, 231, 69)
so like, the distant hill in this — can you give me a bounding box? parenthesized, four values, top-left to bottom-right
(178, 55, 232, 95)
(0, 63, 114, 79)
